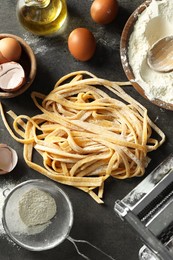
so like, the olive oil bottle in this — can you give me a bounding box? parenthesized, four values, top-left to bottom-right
(17, 0, 67, 36)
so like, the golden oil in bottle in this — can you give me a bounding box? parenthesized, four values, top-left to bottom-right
(17, 0, 67, 36)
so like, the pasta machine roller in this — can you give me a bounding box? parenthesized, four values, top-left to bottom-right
(114, 154, 173, 260)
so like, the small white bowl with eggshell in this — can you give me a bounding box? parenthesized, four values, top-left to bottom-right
(0, 33, 36, 98)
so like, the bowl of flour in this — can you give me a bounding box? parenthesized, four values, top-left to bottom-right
(2, 179, 73, 251)
(120, 0, 173, 110)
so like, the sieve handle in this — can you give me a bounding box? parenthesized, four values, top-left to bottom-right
(67, 236, 117, 260)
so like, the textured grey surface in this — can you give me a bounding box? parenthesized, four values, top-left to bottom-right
(0, 0, 173, 259)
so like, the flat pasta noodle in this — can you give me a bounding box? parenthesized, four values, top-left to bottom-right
(0, 71, 165, 203)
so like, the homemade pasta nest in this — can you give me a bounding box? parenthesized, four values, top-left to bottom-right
(0, 71, 165, 203)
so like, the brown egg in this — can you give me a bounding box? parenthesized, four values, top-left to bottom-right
(68, 28, 96, 61)
(90, 0, 118, 25)
(0, 37, 22, 64)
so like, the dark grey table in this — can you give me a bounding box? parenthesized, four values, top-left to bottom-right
(0, 1, 172, 259)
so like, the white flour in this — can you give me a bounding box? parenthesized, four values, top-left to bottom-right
(128, 0, 173, 104)
(1, 184, 57, 237)
(19, 188, 57, 227)
(23, 32, 49, 55)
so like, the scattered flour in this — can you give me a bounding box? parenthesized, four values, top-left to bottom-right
(0, 182, 16, 235)
(23, 32, 49, 55)
(128, 0, 173, 104)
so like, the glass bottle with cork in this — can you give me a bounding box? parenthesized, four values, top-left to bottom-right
(17, 0, 68, 36)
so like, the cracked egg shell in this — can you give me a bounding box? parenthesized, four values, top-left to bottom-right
(0, 144, 18, 174)
(0, 62, 26, 92)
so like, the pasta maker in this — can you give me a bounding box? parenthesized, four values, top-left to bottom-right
(114, 154, 173, 260)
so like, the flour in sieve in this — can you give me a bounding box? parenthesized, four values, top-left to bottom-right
(19, 188, 57, 227)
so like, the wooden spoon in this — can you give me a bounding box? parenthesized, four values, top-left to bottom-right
(147, 36, 173, 73)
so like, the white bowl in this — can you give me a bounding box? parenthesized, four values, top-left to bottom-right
(120, 0, 173, 111)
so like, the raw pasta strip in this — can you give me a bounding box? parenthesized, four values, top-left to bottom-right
(0, 71, 165, 203)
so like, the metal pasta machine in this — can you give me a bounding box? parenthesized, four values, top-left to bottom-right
(114, 154, 173, 260)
